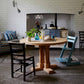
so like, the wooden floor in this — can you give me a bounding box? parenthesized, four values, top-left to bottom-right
(0, 48, 84, 84)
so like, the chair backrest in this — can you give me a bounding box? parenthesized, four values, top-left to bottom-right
(65, 36, 77, 49)
(9, 43, 26, 59)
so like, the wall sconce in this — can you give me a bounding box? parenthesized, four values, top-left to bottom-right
(12, 0, 21, 13)
(78, 3, 84, 14)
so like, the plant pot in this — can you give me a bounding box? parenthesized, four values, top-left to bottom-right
(27, 37, 31, 42)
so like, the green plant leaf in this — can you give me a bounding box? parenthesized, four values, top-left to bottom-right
(25, 28, 41, 37)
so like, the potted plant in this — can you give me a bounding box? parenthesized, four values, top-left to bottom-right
(25, 28, 41, 41)
(25, 28, 35, 41)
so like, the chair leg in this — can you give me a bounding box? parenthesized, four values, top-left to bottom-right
(23, 61, 26, 81)
(23, 66, 26, 81)
(11, 58, 14, 78)
(60, 49, 65, 58)
(21, 65, 22, 72)
(67, 50, 73, 62)
(33, 57, 35, 76)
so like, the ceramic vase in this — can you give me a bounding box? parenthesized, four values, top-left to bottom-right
(35, 33, 39, 40)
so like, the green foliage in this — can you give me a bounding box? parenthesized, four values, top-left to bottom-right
(25, 28, 41, 37)
(35, 29, 41, 36)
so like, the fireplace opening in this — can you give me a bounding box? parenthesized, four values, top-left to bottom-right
(26, 13, 73, 32)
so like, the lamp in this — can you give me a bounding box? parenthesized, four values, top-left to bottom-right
(12, 0, 21, 13)
(78, 3, 84, 14)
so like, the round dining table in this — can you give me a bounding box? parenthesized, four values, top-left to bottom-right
(20, 37, 67, 74)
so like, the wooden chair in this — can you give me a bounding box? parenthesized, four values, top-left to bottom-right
(9, 43, 35, 81)
(55, 36, 80, 65)
(79, 31, 84, 48)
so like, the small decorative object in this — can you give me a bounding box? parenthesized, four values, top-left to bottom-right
(39, 36, 42, 39)
(27, 37, 31, 42)
(34, 29, 41, 40)
(44, 35, 55, 41)
(50, 21, 54, 27)
(35, 21, 40, 29)
(35, 33, 39, 40)
(44, 35, 51, 41)
(45, 24, 47, 29)
(41, 30, 44, 42)
(51, 35, 54, 39)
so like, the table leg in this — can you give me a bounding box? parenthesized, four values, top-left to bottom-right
(43, 46, 54, 74)
(44, 46, 58, 74)
(44, 46, 50, 68)
(35, 46, 44, 71)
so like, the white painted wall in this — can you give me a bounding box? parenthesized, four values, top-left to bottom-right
(0, 0, 84, 48)
(57, 14, 72, 29)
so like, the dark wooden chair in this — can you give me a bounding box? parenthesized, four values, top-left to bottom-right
(9, 43, 35, 81)
(79, 31, 84, 48)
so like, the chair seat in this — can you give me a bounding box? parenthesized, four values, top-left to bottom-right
(14, 61, 33, 66)
(13, 55, 34, 61)
(63, 47, 72, 50)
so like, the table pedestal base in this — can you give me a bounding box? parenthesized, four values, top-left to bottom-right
(50, 64, 58, 69)
(31, 64, 57, 74)
(44, 68, 55, 74)
(32, 46, 58, 74)
(32, 64, 58, 74)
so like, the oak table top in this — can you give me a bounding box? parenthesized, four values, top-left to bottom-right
(20, 37, 67, 46)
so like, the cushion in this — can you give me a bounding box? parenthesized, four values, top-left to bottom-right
(5, 31, 17, 39)
(0, 32, 5, 41)
(3, 33, 9, 41)
(9, 31, 17, 39)
(7, 32, 14, 40)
